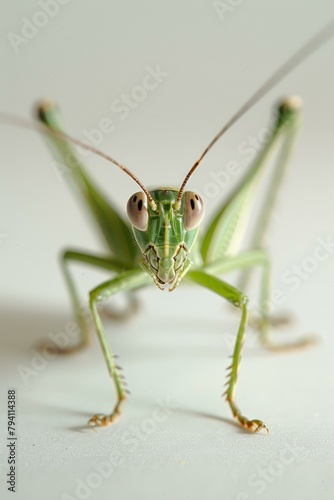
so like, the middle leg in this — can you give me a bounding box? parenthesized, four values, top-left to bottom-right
(202, 250, 315, 350)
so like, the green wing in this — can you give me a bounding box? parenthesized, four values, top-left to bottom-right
(37, 102, 139, 268)
(201, 102, 301, 264)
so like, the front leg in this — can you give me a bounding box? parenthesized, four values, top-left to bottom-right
(188, 270, 269, 433)
(88, 269, 151, 426)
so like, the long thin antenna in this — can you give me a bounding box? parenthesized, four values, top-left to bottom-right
(175, 20, 334, 208)
(0, 110, 157, 211)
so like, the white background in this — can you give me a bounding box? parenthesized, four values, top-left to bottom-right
(1, 1, 334, 499)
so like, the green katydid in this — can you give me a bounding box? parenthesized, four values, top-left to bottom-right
(2, 22, 334, 433)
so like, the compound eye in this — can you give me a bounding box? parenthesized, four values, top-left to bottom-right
(126, 192, 149, 231)
(184, 191, 205, 230)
